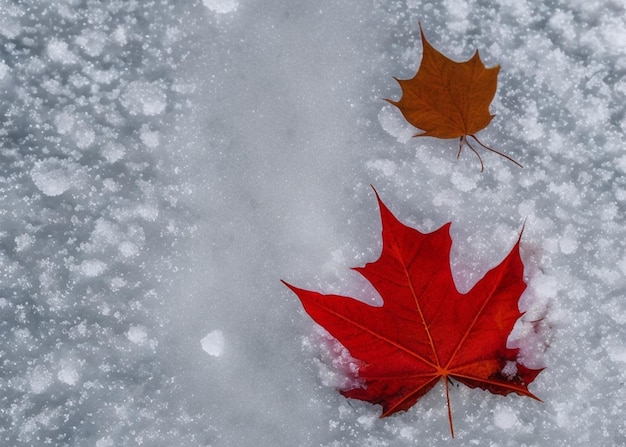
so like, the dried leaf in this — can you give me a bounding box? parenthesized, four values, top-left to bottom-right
(387, 24, 522, 171)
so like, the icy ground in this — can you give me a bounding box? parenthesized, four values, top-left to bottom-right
(1, 0, 625, 445)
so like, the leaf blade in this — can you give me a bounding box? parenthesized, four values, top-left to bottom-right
(283, 189, 543, 435)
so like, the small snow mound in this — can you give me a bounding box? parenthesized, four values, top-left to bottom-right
(75, 29, 107, 57)
(96, 438, 114, 447)
(493, 405, 518, 430)
(52, 111, 95, 149)
(201, 330, 225, 357)
(54, 110, 75, 135)
(202, 0, 238, 14)
(378, 105, 415, 143)
(450, 171, 477, 192)
(127, 326, 148, 345)
(356, 413, 377, 429)
(559, 224, 579, 254)
(529, 273, 558, 299)
(30, 158, 81, 196)
(14, 234, 35, 252)
(501, 360, 518, 379)
(29, 366, 53, 394)
(443, 0, 470, 34)
(0, 61, 10, 81)
(140, 125, 160, 148)
(102, 143, 125, 163)
(120, 81, 167, 116)
(80, 259, 108, 277)
(119, 241, 139, 258)
(607, 345, 626, 363)
(47, 39, 78, 64)
(58, 364, 80, 386)
(366, 159, 397, 177)
(309, 327, 363, 390)
(0, 12, 21, 39)
(73, 125, 96, 149)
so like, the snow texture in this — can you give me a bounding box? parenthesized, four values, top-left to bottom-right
(0, 0, 625, 445)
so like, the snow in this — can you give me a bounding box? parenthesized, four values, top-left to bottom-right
(30, 158, 83, 196)
(120, 81, 168, 116)
(127, 325, 148, 345)
(493, 404, 518, 430)
(203, 0, 239, 14)
(1, 0, 626, 445)
(47, 39, 79, 65)
(201, 330, 225, 357)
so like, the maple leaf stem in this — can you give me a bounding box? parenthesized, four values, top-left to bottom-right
(444, 376, 455, 438)
(468, 134, 524, 169)
(459, 136, 485, 172)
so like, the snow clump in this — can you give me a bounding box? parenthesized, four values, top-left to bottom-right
(201, 330, 226, 357)
(202, 0, 238, 14)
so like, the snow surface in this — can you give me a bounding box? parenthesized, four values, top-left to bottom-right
(1, 0, 625, 445)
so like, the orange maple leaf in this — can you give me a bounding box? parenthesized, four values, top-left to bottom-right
(283, 188, 542, 437)
(387, 24, 522, 171)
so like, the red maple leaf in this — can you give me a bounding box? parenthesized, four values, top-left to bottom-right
(282, 190, 542, 436)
